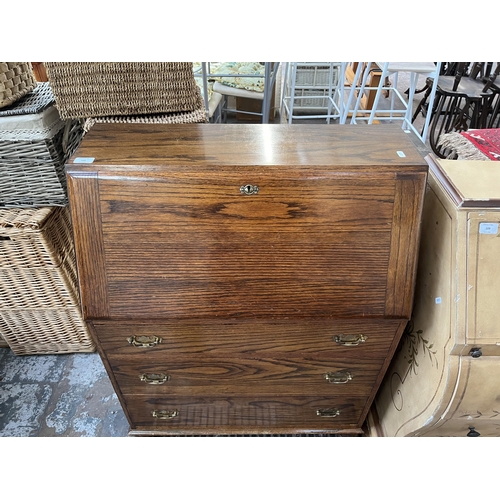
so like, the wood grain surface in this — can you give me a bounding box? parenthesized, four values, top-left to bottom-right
(67, 123, 427, 434)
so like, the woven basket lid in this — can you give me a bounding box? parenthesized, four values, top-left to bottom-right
(0, 62, 38, 109)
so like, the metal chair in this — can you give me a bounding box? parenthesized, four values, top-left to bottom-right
(421, 62, 500, 157)
(339, 62, 441, 144)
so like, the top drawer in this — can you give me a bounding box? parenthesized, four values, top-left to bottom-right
(66, 124, 427, 321)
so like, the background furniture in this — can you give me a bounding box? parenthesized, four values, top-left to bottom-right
(66, 123, 427, 436)
(367, 62, 441, 143)
(340, 62, 440, 144)
(201, 62, 279, 123)
(414, 62, 500, 157)
(370, 154, 500, 436)
(280, 62, 341, 123)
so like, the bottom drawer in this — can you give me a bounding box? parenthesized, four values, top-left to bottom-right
(123, 395, 366, 434)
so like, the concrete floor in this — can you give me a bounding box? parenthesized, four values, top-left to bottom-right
(0, 66, 431, 438)
(0, 347, 129, 436)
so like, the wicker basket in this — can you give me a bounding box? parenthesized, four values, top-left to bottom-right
(0, 254, 79, 309)
(0, 81, 54, 118)
(0, 63, 37, 109)
(0, 206, 95, 355)
(0, 116, 84, 207)
(45, 62, 205, 120)
(0, 205, 79, 308)
(83, 108, 207, 132)
(0, 308, 95, 355)
(0, 331, 8, 348)
(0, 207, 74, 268)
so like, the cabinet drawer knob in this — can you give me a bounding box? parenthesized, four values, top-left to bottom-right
(324, 370, 353, 384)
(140, 373, 170, 384)
(127, 335, 163, 348)
(470, 347, 482, 358)
(316, 408, 341, 418)
(333, 334, 367, 346)
(152, 410, 179, 420)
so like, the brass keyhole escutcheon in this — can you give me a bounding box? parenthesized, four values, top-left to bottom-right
(240, 184, 259, 195)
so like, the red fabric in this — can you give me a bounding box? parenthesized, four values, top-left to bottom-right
(460, 128, 500, 161)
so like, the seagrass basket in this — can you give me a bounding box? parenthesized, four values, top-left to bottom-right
(45, 62, 205, 120)
(0, 63, 37, 109)
(83, 108, 207, 132)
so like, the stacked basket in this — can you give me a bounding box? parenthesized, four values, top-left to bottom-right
(0, 62, 93, 355)
(0, 207, 94, 354)
(44, 62, 208, 130)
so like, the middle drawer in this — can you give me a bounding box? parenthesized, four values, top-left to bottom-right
(106, 354, 382, 397)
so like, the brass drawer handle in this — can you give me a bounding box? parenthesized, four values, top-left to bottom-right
(240, 184, 259, 195)
(127, 335, 163, 348)
(316, 408, 341, 418)
(140, 373, 170, 384)
(324, 370, 353, 384)
(333, 334, 367, 346)
(152, 410, 179, 420)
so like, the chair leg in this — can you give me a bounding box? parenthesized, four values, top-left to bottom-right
(368, 63, 390, 125)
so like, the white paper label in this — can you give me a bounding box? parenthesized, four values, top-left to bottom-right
(396, 151, 406, 157)
(479, 223, 499, 234)
(73, 157, 95, 164)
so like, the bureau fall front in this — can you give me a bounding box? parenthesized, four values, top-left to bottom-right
(65, 123, 427, 436)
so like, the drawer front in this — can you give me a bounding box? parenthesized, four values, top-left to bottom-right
(123, 395, 367, 431)
(92, 318, 403, 361)
(107, 355, 382, 397)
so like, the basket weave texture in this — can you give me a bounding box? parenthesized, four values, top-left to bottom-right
(0, 207, 73, 267)
(0, 118, 84, 207)
(45, 62, 205, 120)
(0, 81, 53, 117)
(83, 108, 207, 132)
(0, 63, 37, 109)
(0, 309, 94, 355)
(0, 331, 8, 348)
(0, 206, 95, 354)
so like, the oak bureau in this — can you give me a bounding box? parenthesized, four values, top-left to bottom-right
(65, 123, 427, 436)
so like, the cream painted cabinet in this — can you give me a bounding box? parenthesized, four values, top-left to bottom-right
(371, 154, 500, 437)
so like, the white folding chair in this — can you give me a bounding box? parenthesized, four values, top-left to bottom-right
(369, 62, 441, 143)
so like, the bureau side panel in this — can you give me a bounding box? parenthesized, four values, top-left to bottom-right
(385, 172, 427, 318)
(66, 172, 110, 319)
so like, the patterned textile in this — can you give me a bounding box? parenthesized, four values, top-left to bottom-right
(461, 129, 500, 160)
(211, 62, 265, 93)
(438, 129, 500, 161)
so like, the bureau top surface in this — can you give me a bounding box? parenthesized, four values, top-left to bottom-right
(67, 123, 427, 171)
